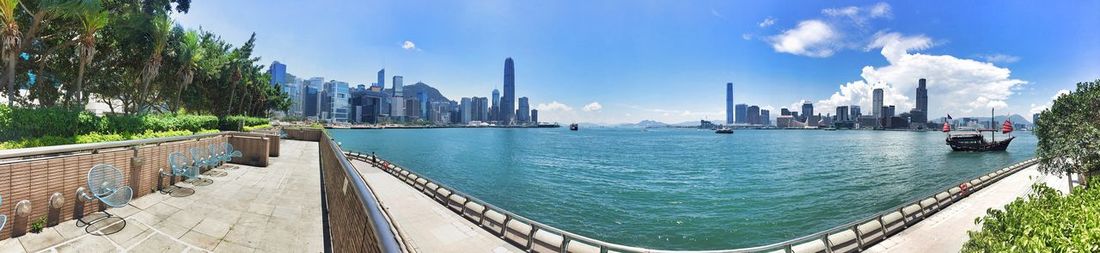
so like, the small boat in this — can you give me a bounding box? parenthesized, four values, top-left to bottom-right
(943, 109, 1014, 152)
(715, 127, 733, 134)
(569, 123, 579, 131)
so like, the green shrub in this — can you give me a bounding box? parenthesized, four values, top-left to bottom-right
(74, 132, 125, 144)
(0, 136, 74, 149)
(0, 105, 222, 140)
(243, 124, 272, 132)
(962, 180, 1100, 252)
(219, 115, 269, 131)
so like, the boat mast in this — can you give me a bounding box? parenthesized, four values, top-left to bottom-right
(991, 108, 995, 142)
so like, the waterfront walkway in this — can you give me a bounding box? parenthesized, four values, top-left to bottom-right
(350, 159, 522, 253)
(867, 164, 1069, 252)
(0, 140, 323, 253)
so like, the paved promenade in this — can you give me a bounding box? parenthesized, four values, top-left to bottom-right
(867, 164, 1068, 252)
(350, 159, 522, 253)
(0, 140, 323, 253)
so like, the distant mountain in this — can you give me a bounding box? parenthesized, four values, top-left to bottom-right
(390, 82, 452, 103)
(670, 121, 702, 127)
(617, 120, 670, 128)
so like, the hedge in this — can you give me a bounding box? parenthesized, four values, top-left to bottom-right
(219, 115, 270, 131)
(0, 129, 222, 150)
(0, 106, 226, 140)
(962, 180, 1100, 252)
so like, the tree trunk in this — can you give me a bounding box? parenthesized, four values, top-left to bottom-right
(6, 53, 16, 107)
(76, 61, 86, 104)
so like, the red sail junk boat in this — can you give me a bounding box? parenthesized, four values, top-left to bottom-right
(944, 108, 1015, 152)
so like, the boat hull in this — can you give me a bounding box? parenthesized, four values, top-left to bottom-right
(947, 136, 1014, 152)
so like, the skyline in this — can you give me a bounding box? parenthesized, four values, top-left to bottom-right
(175, 1, 1099, 124)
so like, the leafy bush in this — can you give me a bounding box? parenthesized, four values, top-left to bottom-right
(0, 129, 221, 150)
(74, 132, 125, 144)
(962, 181, 1100, 252)
(0, 106, 221, 140)
(219, 115, 270, 131)
(242, 124, 272, 132)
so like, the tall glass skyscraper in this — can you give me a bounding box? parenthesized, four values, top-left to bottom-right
(873, 88, 884, 118)
(268, 61, 286, 87)
(376, 68, 385, 89)
(518, 97, 530, 123)
(502, 58, 516, 125)
(391, 76, 405, 119)
(725, 82, 733, 125)
(491, 89, 500, 122)
(914, 78, 928, 123)
(735, 104, 748, 124)
(801, 102, 814, 122)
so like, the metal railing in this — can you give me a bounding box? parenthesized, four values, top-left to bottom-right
(320, 134, 404, 253)
(346, 151, 1039, 253)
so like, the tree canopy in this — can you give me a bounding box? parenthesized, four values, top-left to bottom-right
(1035, 79, 1100, 186)
(0, 0, 288, 117)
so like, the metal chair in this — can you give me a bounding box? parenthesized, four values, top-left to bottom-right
(0, 193, 7, 232)
(209, 143, 238, 170)
(161, 152, 202, 195)
(77, 164, 133, 233)
(183, 149, 216, 186)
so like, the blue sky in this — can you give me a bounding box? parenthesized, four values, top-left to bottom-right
(175, 0, 1098, 124)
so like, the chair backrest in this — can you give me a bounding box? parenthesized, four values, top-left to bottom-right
(86, 164, 133, 208)
(209, 144, 225, 161)
(224, 142, 243, 158)
(189, 147, 211, 165)
(169, 152, 200, 179)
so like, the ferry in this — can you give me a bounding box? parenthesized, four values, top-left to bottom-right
(569, 123, 579, 131)
(715, 127, 733, 134)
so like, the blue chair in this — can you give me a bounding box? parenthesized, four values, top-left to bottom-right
(0, 193, 7, 232)
(189, 147, 218, 169)
(82, 164, 133, 208)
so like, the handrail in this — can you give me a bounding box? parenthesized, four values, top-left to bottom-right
(323, 135, 404, 253)
(0, 131, 274, 161)
(346, 151, 1039, 253)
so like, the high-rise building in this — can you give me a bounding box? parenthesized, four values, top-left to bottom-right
(760, 109, 771, 126)
(391, 76, 405, 120)
(375, 69, 385, 89)
(477, 97, 489, 121)
(747, 105, 760, 125)
(303, 85, 319, 118)
(725, 82, 734, 125)
(872, 88, 884, 118)
(913, 78, 928, 123)
(518, 97, 530, 123)
(781, 108, 791, 116)
(735, 104, 748, 124)
(268, 61, 286, 87)
(404, 98, 420, 121)
(531, 109, 538, 123)
(883, 105, 896, 118)
(325, 81, 350, 122)
(501, 58, 516, 125)
(836, 106, 849, 122)
(850, 105, 861, 119)
(801, 102, 814, 122)
(491, 89, 500, 121)
(418, 91, 429, 119)
(460, 97, 472, 123)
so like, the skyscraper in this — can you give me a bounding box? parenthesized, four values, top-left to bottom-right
(268, 61, 286, 87)
(460, 97, 472, 123)
(760, 109, 771, 126)
(726, 82, 734, 125)
(502, 58, 516, 125)
(518, 97, 530, 123)
(376, 69, 385, 89)
(850, 105, 861, 119)
(477, 97, 489, 121)
(531, 109, 539, 124)
(418, 91, 428, 119)
(491, 89, 500, 121)
(781, 108, 791, 116)
(872, 88, 884, 118)
(747, 105, 760, 125)
(391, 76, 405, 119)
(735, 104, 748, 124)
(836, 106, 849, 122)
(914, 78, 928, 123)
(801, 102, 814, 122)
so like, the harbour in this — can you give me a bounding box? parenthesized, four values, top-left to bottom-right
(330, 128, 1038, 250)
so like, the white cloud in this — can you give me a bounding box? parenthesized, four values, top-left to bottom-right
(1028, 89, 1071, 114)
(741, 33, 753, 40)
(822, 2, 892, 27)
(768, 20, 838, 57)
(977, 53, 1021, 64)
(759, 17, 776, 27)
(402, 40, 416, 50)
(535, 101, 573, 112)
(816, 32, 1028, 118)
(582, 102, 603, 112)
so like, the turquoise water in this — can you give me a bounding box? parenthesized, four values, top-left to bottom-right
(330, 128, 1037, 250)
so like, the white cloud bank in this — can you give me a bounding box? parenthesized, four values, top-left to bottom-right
(1028, 89, 1071, 115)
(815, 32, 1028, 118)
(769, 2, 893, 57)
(582, 102, 603, 112)
(402, 40, 416, 50)
(758, 17, 776, 27)
(535, 101, 573, 112)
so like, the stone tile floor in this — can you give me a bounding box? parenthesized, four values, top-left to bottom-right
(0, 140, 323, 253)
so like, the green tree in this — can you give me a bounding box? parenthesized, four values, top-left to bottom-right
(137, 14, 170, 112)
(0, 0, 20, 107)
(172, 29, 201, 112)
(1035, 79, 1100, 191)
(74, 0, 109, 104)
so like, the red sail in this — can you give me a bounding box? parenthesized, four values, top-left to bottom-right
(1002, 120, 1013, 134)
(942, 122, 951, 132)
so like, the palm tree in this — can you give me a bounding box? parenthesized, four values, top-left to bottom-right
(138, 14, 171, 112)
(0, 0, 20, 107)
(173, 29, 203, 112)
(75, 0, 108, 105)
